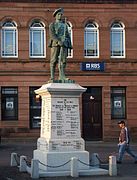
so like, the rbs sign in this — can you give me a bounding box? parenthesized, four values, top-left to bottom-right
(80, 62, 105, 71)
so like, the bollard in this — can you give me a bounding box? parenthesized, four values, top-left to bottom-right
(109, 155, 117, 176)
(90, 153, 100, 167)
(11, 153, 18, 166)
(71, 157, 79, 177)
(19, 155, 27, 172)
(31, 159, 39, 179)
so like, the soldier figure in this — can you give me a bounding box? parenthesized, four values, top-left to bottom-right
(48, 8, 72, 82)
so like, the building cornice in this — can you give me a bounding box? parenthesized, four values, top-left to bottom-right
(1, 0, 137, 4)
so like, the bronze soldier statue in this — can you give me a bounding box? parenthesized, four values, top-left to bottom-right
(48, 8, 72, 82)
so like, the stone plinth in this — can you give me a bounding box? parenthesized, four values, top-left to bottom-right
(33, 83, 89, 171)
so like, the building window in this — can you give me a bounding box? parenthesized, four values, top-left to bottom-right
(111, 22, 125, 58)
(29, 21, 46, 58)
(84, 22, 99, 58)
(29, 87, 41, 128)
(67, 22, 73, 58)
(1, 87, 18, 120)
(1, 21, 18, 57)
(111, 87, 126, 119)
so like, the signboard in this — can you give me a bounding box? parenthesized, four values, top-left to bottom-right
(80, 62, 105, 71)
(6, 101, 14, 109)
(114, 100, 121, 108)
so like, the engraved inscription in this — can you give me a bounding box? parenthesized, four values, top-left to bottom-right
(51, 98, 81, 139)
(41, 97, 81, 140)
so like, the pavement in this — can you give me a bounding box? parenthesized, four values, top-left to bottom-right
(0, 140, 137, 180)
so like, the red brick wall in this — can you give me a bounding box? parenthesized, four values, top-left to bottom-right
(0, 2, 137, 141)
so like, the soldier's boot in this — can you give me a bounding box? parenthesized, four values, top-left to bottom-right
(48, 66, 55, 82)
(58, 63, 69, 81)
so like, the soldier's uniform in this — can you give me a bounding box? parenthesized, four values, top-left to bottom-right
(48, 8, 72, 81)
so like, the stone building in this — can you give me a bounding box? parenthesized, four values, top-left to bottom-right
(0, 0, 137, 141)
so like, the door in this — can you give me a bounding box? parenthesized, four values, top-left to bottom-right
(82, 87, 102, 141)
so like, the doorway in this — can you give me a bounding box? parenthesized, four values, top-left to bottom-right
(82, 87, 102, 141)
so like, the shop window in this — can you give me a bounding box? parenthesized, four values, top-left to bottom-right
(1, 21, 18, 57)
(111, 87, 126, 119)
(84, 22, 99, 58)
(110, 22, 125, 58)
(29, 20, 46, 58)
(1, 87, 18, 120)
(29, 87, 41, 128)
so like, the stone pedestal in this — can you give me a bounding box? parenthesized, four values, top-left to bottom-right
(11, 82, 108, 177)
(34, 83, 89, 171)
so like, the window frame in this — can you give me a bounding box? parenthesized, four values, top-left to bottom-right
(29, 21, 46, 58)
(29, 87, 41, 129)
(110, 22, 125, 58)
(84, 22, 99, 58)
(67, 21, 73, 58)
(1, 87, 18, 121)
(111, 87, 126, 120)
(1, 21, 18, 58)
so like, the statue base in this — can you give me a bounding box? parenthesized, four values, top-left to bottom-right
(34, 149, 89, 171)
(32, 83, 108, 177)
(48, 79, 75, 83)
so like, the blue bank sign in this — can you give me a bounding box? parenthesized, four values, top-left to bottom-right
(80, 62, 105, 71)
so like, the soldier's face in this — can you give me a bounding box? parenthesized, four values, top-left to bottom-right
(56, 12, 63, 20)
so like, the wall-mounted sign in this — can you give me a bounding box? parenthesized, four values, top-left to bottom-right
(114, 101, 121, 108)
(80, 62, 105, 71)
(6, 101, 14, 110)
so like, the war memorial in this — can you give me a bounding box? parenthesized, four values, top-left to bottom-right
(10, 7, 116, 178)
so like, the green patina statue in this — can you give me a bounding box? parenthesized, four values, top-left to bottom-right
(48, 8, 73, 83)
